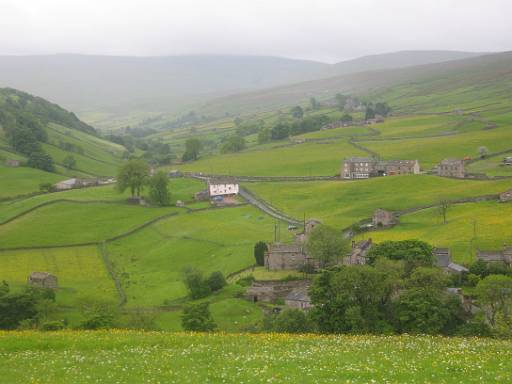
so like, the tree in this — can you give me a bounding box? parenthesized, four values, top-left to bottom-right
(77, 296, 119, 330)
(181, 302, 216, 332)
(183, 268, 211, 299)
(305, 225, 348, 267)
(407, 267, 450, 290)
(310, 97, 320, 110)
(63, 155, 76, 170)
(182, 138, 202, 161)
(365, 107, 376, 120)
(291, 106, 304, 119)
(257, 128, 271, 144)
(117, 159, 150, 198)
(366, 240, 434, 274)
(340, 113, 353, 122)
(476, 274, 512, 327)
(469, 259, 488, 278)
(27, 151, 54, 172)
(335, 94, 348, 110)
(374, 102, 391, 117)
(271, 123, 290, 140)
(254, 242, 268, 266)
(207, 272, 227, 292)
(39, 182, 53, 193)
(221, 134, 246, 153)
(478, 146, 489, 159)
(438, 199, 451, 224)
(273, 309, 313, 333)
(149, 171, 171, 206)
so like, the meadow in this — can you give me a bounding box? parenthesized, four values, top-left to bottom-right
(0, 164, 64, 200)
(244, 175, 512, 229)
(1, 331, 511, 383)
(368, 200, 512, 264)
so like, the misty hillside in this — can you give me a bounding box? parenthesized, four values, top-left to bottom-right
(0, 51, 482, 129)
(201, 52, 512, 115)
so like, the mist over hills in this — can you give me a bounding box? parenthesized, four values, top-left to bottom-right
(0, 50, 484, 128)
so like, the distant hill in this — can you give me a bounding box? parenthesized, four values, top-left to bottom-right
(0, 88, 124, 177)
(200, 52, 512, 115)
(0, 51, 484, 128)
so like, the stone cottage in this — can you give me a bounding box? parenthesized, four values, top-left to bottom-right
(433, 248, 468, 275)
(285, 286, 313, 311)
(344, 238, 373, 265)
(372, 209, 397, 227)
(342, 158, 420, 179)
(477, 245, 512, 265)
(264, 243, 307, 271)
(28, 272, 58, 289)
(246, 280, 309, 303)
(437, 159, 465, 178)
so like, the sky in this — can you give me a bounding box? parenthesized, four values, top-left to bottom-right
(0, 0, 510, 63)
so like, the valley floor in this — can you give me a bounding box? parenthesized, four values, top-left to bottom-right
(1, 331, 511, 384)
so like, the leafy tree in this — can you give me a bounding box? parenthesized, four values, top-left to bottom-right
(77, 296, 119, 330)
(273, 309, 313, 333)
(374, 102, 391, 117)
(39, 182, 54, 193)
(27, 151, 55, 172)
(207, 272, 227, 292)
(221, 134, 246, 153)
(438, 199, 451, 224)
(257, 128, 271, 144)
(365, 107, 376, 120)
(395, 288, 463, 334)
(305, 225, 348, 267)
(271, 123, 290, 140)
(335, 93, 348, 110)
(476, 274, 512, 327)
(469, 259, 488, 278)
(478, 146, 489, 159)
(340, 113, 353, 122)
(234, 117, 242, 128)
(181, 302, 216, 332)
(0, 286, 54, 330)
(182, 138, 202, 161)
(407, 267, 450, 290)
(149, 171, 171, 206)
(291, 106, 304, 119)
(310, 97, 320, 110)
(254, 241, 268, 266)
(183, 268, 211, 299)
(117, 159, 150, 198)
(309, 266, 395, 333)
(367, 240, 434, 274)
(63, 155, 76, 170)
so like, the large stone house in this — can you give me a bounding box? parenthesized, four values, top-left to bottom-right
(208, 176, 239, 197)
(437, 159, 465, 178)
(477, 245, 512, 265)
(342, 157, 420, 179)
(372, 209, 397, 227)
(264, 243, 308, 270)
(344, 238, 373, 265)
(28, 272, 58, 289)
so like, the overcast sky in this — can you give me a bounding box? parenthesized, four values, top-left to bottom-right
(0, 0, 510, 63)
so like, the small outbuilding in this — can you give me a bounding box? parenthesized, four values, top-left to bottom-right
(372, 209, 397, 227)
(5, 159, 20, 167)
(285, 286, 313, 311)
(500, 189, 512, 203)
(28, 272, 58, 289)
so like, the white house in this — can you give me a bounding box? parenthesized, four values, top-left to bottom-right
(208, 177, 239, 197)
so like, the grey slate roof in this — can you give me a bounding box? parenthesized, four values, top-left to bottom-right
(208, 176, 237, 185)
(447, 262, 469, 273)
(285, 287, 311, 302)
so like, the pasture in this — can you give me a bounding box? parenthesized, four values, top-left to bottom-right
(368, 200, 512, 264)
(0, 165, 64, 200)
(1, 331, 511, 383)
(245, 175, 512, 229)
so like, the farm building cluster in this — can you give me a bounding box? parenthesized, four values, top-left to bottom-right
(342, 157, 420, 179)
(194, 176, 240, 206)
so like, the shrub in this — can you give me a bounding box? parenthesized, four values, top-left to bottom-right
(254, 241, 268, 266)
(207, 272, 227, 292)
(181, 302, 216, 332)
(40, 320, 65, 331)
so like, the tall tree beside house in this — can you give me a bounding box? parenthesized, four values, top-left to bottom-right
(365, 107, 376, 120)
(291, 105, 304, 119)
(310, 97, 320, 110)
(117, 159, 150, 198)
(254, 241, 268, 266)
(305, 225, 348, 267)
(149, 171, 171, 206)
(182, 138, 202, 162)
(476, 274, 512, 331)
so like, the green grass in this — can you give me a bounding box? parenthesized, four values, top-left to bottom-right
(1, 331, 512, 383)
(107, 205, 293, 307)
(245, 175, 512, 228)
(0, 201, 179, 248)
(179, 139, 366, 176)
(368, 200, 512, 264)
(0, 246, 117, 307)
(0, 165, 64, 199)
(467, 156, 512, 177)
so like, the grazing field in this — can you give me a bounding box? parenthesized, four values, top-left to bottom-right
(107, 205, 292, 307)
(245, 175, 512, 228)
(0, 246, 117, 307)
(179, 139, 367, 176)
(466, 156, 512, 177)
(0, 165, 64, 200)
(1, 331, 511, 383)
(368, 201, 512, 264)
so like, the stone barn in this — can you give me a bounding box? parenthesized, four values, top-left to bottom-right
(285, 286, 313, 311)
(500, 190, 512, 203)
(437, 159, 465, 178)
(264, 243, 307, 271)
(28, 272, 58, 289)
(246, 280, 309, 303)
(344, 238, 373, 265)
(477, 245, 512, 265)
(372, 209, 397, 227)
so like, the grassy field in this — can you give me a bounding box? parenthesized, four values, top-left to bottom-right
(368, 200, 512, 264)
(467, 156, 512, 177)
(0, 165, 64, 200)
(245, 175, 512, 228)
(1, 331, 511, 383)
(107, 205, 293, 307)
(0, 246, 117, 307)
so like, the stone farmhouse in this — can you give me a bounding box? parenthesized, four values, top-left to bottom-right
(477, 245, 512, 265)
(5, 159, 20, 167)
(500, 189, 512, 203)
(342, 157, 420, 179)
(53, 178, 98, 191)
(437, 159, 465, 178)
(208, 176, 239, 197)
(28, 272, 58, 289)
(372, 209, 397, 227)
(246, 280, 309, 303)
(285, 286, 313, 310)
(433, 248, 468, 275)
(344, 238, 373, 265)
